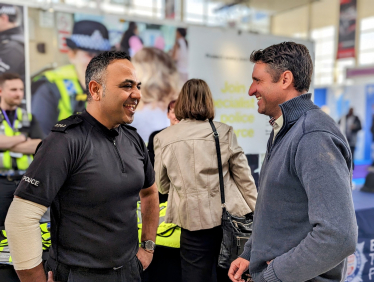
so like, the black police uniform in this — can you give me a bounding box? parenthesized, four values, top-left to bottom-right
(15, 110, 155, 282)
(0, 26, 25, 81)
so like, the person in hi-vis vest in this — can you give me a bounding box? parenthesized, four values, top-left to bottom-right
(0, 73, 43, 282)
(32, 20, 111, 136)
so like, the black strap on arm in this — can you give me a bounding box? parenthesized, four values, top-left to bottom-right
(209, 120, 226, 210)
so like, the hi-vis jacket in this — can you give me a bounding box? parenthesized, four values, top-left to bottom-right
(35, 64, 87, 121)
(0, 201, 180, 265)
(0, 223, 50, 265)
(137, 201, 180, 248)
(0, 108, 33, 171)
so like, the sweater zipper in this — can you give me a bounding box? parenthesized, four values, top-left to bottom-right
(113, 139, 125, 173)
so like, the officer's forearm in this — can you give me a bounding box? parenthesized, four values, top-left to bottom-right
(16, 263, 47, 282)
(10, 139, 42, 154)
(0, 135, 26, 150)
(139, 183, 159, 242)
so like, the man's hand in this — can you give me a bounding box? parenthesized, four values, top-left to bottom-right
(136, 247, 153, 270)
(228, 257, 250, 282)
(47, 271, 57, 282)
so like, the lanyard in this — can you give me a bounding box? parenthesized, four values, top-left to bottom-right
(1, 108, 17, 130)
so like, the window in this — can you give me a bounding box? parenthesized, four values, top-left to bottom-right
(311, 26, 335, 86)
(359, 16, 374, 66)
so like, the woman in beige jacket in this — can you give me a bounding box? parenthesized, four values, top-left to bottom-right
(154, 79, 257, 282)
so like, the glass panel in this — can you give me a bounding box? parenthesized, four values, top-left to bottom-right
(65, 0, 97, 7)
(185, 0, 204, 23)
(359, 52, 374, 65)
(360, 32, 374, 51)
(361, 16, 374, 32)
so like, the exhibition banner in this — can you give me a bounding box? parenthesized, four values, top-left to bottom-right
(337, 0, 357, 59)
(188, 26, 314, 155)
(345, 207, 374, 282)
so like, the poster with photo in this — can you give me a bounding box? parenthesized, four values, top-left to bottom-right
(28, 11, 188, 140)
(0, 3, 25, 81)
(73, 14, 188, 142)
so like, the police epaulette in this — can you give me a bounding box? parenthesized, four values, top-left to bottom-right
(51, 116, 83, 133)
(123, 124, 137, 131)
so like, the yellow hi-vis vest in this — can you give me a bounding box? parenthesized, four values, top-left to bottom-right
(137, 201, 181, 248)
(0, 223, 51, 265)
(0, 108, 33, 171)
(41, 65, 87, 121)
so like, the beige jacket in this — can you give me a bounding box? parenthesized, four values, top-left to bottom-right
(154, 119, 257, 231)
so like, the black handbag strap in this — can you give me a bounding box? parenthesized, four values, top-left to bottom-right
(209, 120, 226, 209)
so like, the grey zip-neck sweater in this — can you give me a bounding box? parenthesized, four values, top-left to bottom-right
(240, 93, 357, 282)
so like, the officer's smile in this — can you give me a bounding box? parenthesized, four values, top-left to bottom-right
(123, 100, 138, 114)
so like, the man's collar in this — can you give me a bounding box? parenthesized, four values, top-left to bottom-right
(80, 110, 119, 138)
(279, 93, 318, 124)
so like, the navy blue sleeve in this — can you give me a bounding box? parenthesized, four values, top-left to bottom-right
(29, 114, 45, 140)
(141, 134, 155, 189)
(32, 82, 60, 136)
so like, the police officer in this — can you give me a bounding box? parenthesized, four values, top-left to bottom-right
(5, 51, 159, 282)
(0, 73, 43, 282)
(0, 4, 25, 81)
(32, 20, 112, 136)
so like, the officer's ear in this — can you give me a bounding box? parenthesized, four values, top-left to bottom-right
(88, 80, 102, 101)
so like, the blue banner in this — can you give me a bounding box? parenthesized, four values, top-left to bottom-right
(346, 208, 374, 281)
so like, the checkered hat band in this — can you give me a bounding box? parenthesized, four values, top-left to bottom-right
(70, 34, 111, 51)
(0, 6, 16, 15)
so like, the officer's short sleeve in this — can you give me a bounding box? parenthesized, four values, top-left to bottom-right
(141, 135, 155, 189)
(15, 132, 76, 207)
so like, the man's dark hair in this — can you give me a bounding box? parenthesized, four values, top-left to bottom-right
(0, 72, 21, 87)
(177, 28, 187, 38)
(85, 51, 131, 100)
(250, 42, 313, 93)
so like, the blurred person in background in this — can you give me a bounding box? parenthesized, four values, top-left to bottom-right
(339, 107, 361, 170)
(120, 22, 143, 57)
(131, 47, 181, 142)
(31, 20, 111, 136)
(142, 102, 180, 282)
(172, 28, 188, 83)
(0, 4, 25, 81)
(147, 100, 179, 169)
(0, 73, 43, 282)
(154, 79, 257, 282)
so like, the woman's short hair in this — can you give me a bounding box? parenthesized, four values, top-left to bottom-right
(174, 79, 215, 121)
(132, 47, 180, 108)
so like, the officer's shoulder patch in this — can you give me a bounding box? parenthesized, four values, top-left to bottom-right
(51, 115, 83, 133)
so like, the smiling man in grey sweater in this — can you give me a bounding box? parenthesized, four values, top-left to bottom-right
(228, 42, 358, 282)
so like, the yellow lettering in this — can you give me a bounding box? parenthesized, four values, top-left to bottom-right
(221, 81, 247, 94)
(214, 98, 256, 109)
(219, 112, 255, 123)
(233, 129, 254, 138)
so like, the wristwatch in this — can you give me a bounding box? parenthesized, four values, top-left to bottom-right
(140, 240, 156, 252)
